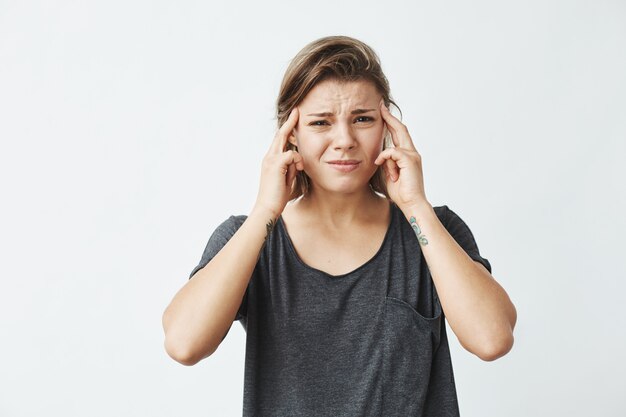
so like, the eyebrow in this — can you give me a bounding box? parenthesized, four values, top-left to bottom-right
(306, 108, 377, 117)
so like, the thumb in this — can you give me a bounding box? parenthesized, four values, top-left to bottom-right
(286, 162, 297, 186)
(385, 159, 398, 181)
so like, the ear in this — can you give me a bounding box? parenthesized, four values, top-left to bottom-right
(288, 132, 298, 147)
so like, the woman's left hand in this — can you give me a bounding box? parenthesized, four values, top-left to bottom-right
(374, 100, 429, 210)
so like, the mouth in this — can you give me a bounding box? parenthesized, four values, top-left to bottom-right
(327, 159, 360, 165)
(327, 160, 361, 173)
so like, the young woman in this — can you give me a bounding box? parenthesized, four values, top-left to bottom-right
(162, 35, 517, 416)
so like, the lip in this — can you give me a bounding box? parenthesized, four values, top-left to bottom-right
(327, 159, 360, 165)
(327, 160, 361, 173)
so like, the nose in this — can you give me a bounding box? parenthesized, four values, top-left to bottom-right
(332, 123, 357, 150)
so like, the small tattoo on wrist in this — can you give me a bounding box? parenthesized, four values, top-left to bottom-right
(265, 218, 276, 241)
(257, 218, 277, 262)
(410, 216, 429, 246)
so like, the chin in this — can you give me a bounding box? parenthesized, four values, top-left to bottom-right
(309, 169, 374, 192)
(322, 179, 370, 194)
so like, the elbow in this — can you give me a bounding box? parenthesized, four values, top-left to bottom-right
(164, 337, 196, 366)
(477, 332, 515, 362)
(163, 335, 216, 366)
(477, 300, 517, 362)
(162, 309, 215, 366)
(164, 339, 200, 366)
(161, 310, 193, 365)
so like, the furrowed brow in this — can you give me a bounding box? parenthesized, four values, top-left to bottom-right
(306, 108, 376, 117)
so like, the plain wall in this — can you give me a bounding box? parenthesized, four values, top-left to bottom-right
(1, 0, 624, 416)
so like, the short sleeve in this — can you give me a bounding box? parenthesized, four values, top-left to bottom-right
(189, 215, 250, 322)
(441, 205, 492, 273)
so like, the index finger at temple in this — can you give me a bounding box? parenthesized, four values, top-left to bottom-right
(381, 104, 416, 151)
(272, 107, 299, 153)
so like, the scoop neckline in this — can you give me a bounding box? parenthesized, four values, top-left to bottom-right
(277, 200, 397, 279)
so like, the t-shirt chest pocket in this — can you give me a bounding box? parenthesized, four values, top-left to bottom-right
(381, 296, 443, 415)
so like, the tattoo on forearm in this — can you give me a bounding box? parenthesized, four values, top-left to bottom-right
(257, 217, 277, 262)
(410, 216, 429, 246)
(265, 218, 276, 241)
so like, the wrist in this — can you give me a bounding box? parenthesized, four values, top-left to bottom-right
(399, 200, 435, 224)
(250, 203, 281, 223)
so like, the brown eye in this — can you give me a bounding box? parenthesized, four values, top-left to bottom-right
(309, 120, 328, 126)
(356, 116, 374, 123)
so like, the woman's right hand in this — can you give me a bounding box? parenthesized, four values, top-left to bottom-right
(253, 107, 304, 218)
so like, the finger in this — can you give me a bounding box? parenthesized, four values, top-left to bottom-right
(380, 101, 416, 151)
(378, 100, 398, 147)
(376, 148, 401, 181)
(383, 121, 399, 148)
(281, 149, 305, 173)
(382, 162, 389, 179)
(271, 107, 299, 154)
(286, 161, 297, 185)
(374, 147, 403, 166)
(384, 158, 399, 182)
(287, 149, 305, 171)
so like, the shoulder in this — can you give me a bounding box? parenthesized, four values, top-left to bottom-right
(189, 214, 250, 279)
(432, 205, 452, 225)
(426, 204, 478, 241)
(213, 214, 248, 237)
(431, 204, 472, 232)
(431, 204, 474, 228)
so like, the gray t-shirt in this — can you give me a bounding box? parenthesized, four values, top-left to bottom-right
(189, 200, 492, 416)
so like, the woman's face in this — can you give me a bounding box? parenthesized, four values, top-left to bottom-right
(289, 79, 385, 194)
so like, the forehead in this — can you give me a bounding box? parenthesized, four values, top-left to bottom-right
(300, 79, 379, 110)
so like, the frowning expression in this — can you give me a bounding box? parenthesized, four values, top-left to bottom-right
(289, 78, 385, 193)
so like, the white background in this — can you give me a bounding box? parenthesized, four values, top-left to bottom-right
(1, 1, 625, 416)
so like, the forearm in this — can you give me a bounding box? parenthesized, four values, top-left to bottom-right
(162, 205, 278, 365)
(400, 202, 517, 361)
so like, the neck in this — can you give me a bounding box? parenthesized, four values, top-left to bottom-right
(299, 184, 386, 229)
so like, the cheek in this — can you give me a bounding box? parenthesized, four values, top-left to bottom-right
(297, 137, 325, 157)
(369, 147, 383, 163)
(367, 133, 385, 156)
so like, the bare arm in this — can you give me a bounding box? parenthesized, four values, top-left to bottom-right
(162, 104, 303, 366)
(162, 205, 278, 366)
(374, 100, 515, 361)
(401, 202, 517, 362)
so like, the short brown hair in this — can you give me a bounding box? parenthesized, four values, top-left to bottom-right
(275, 35, 402, 201)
